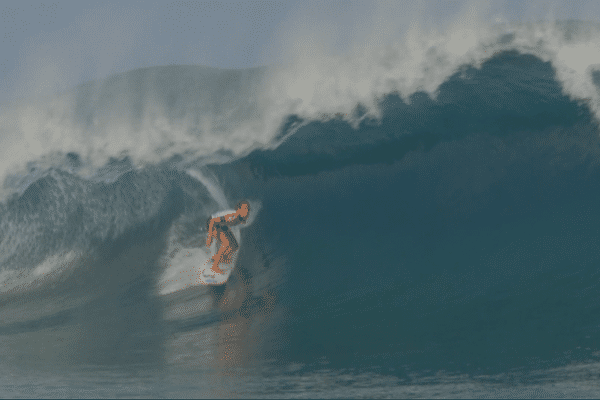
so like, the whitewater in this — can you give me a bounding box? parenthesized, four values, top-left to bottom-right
(3, 17, 600, 398)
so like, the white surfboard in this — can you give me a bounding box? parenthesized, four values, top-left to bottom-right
(198, 209, 241, 285)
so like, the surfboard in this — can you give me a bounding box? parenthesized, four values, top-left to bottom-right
(198, 209, 241, 286)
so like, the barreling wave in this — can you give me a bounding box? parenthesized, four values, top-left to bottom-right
(2, 17, 600, 394)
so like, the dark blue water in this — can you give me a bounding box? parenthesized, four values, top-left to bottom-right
(232, 50, 600, 376)
(2, 48, 600, 397)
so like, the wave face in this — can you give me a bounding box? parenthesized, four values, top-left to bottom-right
(3, 20, 600, 398)
(224, 48, 600, 375)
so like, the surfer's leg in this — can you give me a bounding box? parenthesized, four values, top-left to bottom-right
(210, 246, 226, 273)
(210, 232, 231, 274)
(223, 247, 235, 263)
(222, 231, 238, 263)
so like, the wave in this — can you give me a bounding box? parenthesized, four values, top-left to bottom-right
(2, 17, 600, 391)
(1, 20, 600, 192)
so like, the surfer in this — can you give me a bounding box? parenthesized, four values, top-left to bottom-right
(205, 201, 250, 274)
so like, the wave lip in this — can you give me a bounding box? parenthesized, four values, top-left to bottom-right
(2, 19, 600, 200)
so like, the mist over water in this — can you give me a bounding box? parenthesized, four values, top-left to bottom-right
(3, 3, 600, 397)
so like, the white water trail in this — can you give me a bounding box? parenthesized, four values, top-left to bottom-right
(185, 169, 230, 210)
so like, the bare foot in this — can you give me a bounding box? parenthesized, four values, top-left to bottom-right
(211, 266, 224, 274)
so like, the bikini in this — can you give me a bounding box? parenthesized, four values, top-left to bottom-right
(217, 214, 245, 232)
(215, 214, 246, 248)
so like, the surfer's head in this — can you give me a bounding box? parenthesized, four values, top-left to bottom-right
(236, 200, 250, 219)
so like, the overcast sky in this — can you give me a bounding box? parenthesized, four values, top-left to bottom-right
(1, 0, 599, 103)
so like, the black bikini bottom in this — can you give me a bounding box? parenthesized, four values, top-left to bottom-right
(217, 227, 238, 249)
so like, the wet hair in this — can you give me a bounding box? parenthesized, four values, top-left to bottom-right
(236, 200, 250, 211)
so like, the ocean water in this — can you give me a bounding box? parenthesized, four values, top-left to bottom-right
(3, 19, 600, 398)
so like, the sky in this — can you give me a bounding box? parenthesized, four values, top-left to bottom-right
(1, 0, 600, 104)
